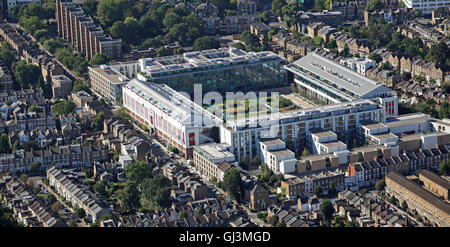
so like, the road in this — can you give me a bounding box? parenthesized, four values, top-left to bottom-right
(376, 192, 424, 227)
(134, 122, 266, 226)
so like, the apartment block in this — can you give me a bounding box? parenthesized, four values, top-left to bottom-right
(193, 143, 236, 181)
(88, 65, 129, 104)
(419, 170, 450, 200)
(385, 171, 450, 227)
(281, 170, 346, 199)
(51, 75, 73, 99)
(221, 99, 385, 161)
(55, 0, 121, 60)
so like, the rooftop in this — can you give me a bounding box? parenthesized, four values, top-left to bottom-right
(419, 170, 450, 190)
(286, 52, 391, 98)
(138, 47, 283, 77)
(386, 113, 431, 129)
(260, 138, 285, 146)
(124, 79, 223, 126)
(311, 131, 336, 138)
(386, 172, 450, 216)
(89, 65, 129, 85)
(194, 143, 235, 164)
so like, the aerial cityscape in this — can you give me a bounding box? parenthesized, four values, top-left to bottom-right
(0, 0, 449, 229)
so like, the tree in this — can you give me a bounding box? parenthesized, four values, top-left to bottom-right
(94, 180, 108, 197)
(116, 181, 140, 212)
(0, 134, 11, 154)
(439, 161, 450, 176)
(0, 42, 15, 69)
(193, 36, 220, 51)
(168, 145, 179, 154)
(232, 42, 246, 51)
(239, 30, 261, 51)
(438, 102, 450, 120)
(157, 47, 172, 57)
(401, 200, 408, 211)
(366, 0, 385, 11)
(11, 61, 41, 89)
(179, 210, 188, 219)
(0, 207, 18, 227)
(252, 156, 262, 167)
(51, 100, 76, 115)
(314, 185, 323, 197)
(389, 195, 398, 206)
(82, 0, 98, 16)
(259, 11, 270, 24)
(301, 148, 310, 157)
(46, 194, 57, 205)
(223, 168, 244, 203)
(327, 39, 337, 50)
(426, 42, 450, 64)
(196, 205, 205, 216)
(28, 105, 43, 113)
(163, 12, 183, 31)
(91, 112, 105, 131)
(28, 162, 41, 175)
(72, 81, 92, 94)
(281, 1, 303, 27)
(375, 178, 386, 191)
(96, 0, 131, 26)
(19, 16, 44, 35)
(84, 168, 94, 178)
(268, 214, 279, 226)
(125, 161, 153, 184)
(75, 207, 86, 219)
(313, 0, 327, 11)
(139, 176, 171, 211)
(89, 53, 110, 66)
(240, 157, 250, 170)
(369, 53, 382, 63)
(320, 199, 334, 226)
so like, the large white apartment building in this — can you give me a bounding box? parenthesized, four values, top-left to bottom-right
(285, 52, 398, 118)
(401, 0, 450, 14)
(220, 99, 386, 161)
(122, 79, 222, 158)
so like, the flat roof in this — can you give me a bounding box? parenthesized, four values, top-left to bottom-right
(260, 139, 285, 146)
(362, 123, 388, 130)
(139, 47, 283, 76)
(194, 143, 235, 162)
(88, 65, 129, 85)
(125, 79, 223, 126)
(269, 149, 295, 157)
(386, 113, 431, 128)
(320, 141, 347, 148)
(288, 52, 390, 98)
(371, 133, 398, 140)
(311, 131, 336, 138)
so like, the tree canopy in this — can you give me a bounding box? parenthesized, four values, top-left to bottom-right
(193, 36, 221, 51)
(223, 168, 244, 203)
(125, 161, 154, 184)
(320, 199, 335, 226)
(11, 61, 41, 89)
(89, 53, 110, 66)
(51, 100, 76, 115)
